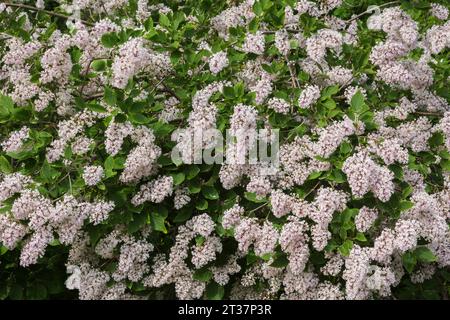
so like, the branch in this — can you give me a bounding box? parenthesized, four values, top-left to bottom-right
(303, 181, 321, 199)
(149, 77, 167, 96)
(161, 82, 181, 101)
(2, 1, 94, 26)
(286, 58, 300, 89)
(261, 28, 300, 35)
(79, 57, 109, 95)
(414, 111, 444, 117)
(247, 202, 268, 214)
(85, 92, 103, 100)
(79, 59, 95, 96)
(285, 57, 299, 113)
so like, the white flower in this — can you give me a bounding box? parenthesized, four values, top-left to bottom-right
(83, 165, 104, 186)
(209, 51, 229, 74)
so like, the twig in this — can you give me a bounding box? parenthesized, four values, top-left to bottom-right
(286, 56, 300, 89)
(79, 57, 108, 95)
(285, 56, 300, 112)
(149, 77, 167, 96)
(79, 59, 95, 96)
(261, 28, 300, 35)
(414, 111, 444, 117)
(2, 1, 94, 26)
(303, 181, 321, 199)
(286, 120, 305, 142)
(345, 1, 400, 24)
(68, 173, 72, 194)
(161, 82, 181, 101)
(248, 202, 268, 214)
(85, 92, 104, 100)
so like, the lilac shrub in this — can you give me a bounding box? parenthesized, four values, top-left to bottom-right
(0, 0, 449, 300)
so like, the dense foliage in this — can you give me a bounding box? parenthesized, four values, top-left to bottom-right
(0, 0, 449, 300)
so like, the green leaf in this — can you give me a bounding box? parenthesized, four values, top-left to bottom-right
(129, 101, 146, 113)
(339, 221, 350, 237)
(202, 185, 219, 200)
(350, 91, 366, 113)
(129, 112, 151, 124)
(402, 252, 417, 273)
(260, 0, 273, 10)
(46, 276, 64, 295)
(414, 247, 437, 263)
(439, 150, 450, 160)
(40, 161, 61, 183)
(341, 208, 359, 224)
(128, 212, 148, 234)
(328, 169, 346, 183)
(307, 171, 322, 180)
(399, 200, 414, 212)
(428, 132, 444, 148)
(159, 14, 170, 28)
(91, 59, 107, 72)
(223, 86, 235, 99)
(49, 239, 60, 246)
(321, 85, 339, 100)
(86, 103, 107, 113)
(339, 240, 353, 256)
(253, 1, 263, 16)
(353, 50, 370, 70)
(270, 253, 289, 268)
(402, 185, 413, 198)
(172, 11, 185, 30)
(246, 251, 258, 265)
(171, 172, 185, 186)
(151, 121, 175, 136)
(151, 207, 168, 233)
(0, 156, 12, 174)
(188, 180, 201, 194)
(193, 269, 213, 282)
(144, 17, 154, 31)
(340, 141, 352, 154)
(354, 232, 367, 242)
(0, 94, 14, 115)
(234, 82, 245, 97)
(104, 86, 117, 106)
(248, 18, 259, 33)
(195, 198, 208, 210)
(0, 246, 8, 255)
(185, 165, 200, 180)
(260, 253, 273, 261)
(389, 164, 403, 179)
(441, 159, 450, 171)
(101, 33, 119, 48)
(422, 289, 440, 300)
(322, 99, 336, 110)
(206, 282, 224, 300)
(88, 225, 108, 246)
(244, 192, 267, 203)
(173, 207, 192, 223)
(104, 156, 117, 178)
